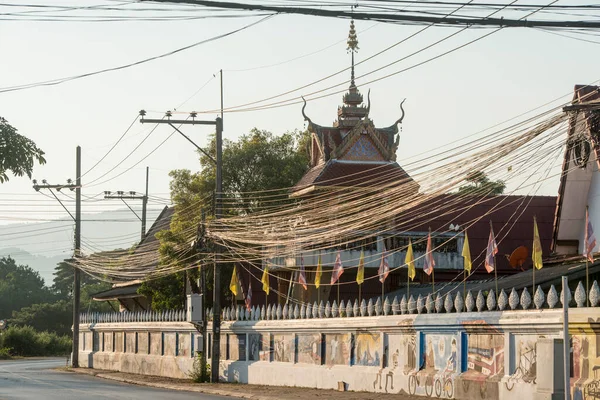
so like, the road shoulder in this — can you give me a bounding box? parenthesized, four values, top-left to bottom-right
(62, 368, 416, 400)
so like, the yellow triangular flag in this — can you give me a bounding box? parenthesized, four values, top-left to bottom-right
(406, 239, 416, 281)
(230, 265, 239, 296)
(356, 249, 365, 285)
(462, 231, 472, 274)
(315, 254, 322, 289)
(261, 265, 270, 295)
(533, 216, 543, 270)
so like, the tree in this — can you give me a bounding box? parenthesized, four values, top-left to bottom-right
(139, 128, 310, 310)
(10, 300, 72, 336)
(0, 257, 55, 320)
(52, 260, 114, 311)
(0, 117, 45, 183)
(458, 171, 506, 195)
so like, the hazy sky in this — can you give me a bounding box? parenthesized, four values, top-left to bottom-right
(1, 1, 597, 250)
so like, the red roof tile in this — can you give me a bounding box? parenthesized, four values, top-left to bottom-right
(292, 160, 415, 193)
(394, 194, 557, 274)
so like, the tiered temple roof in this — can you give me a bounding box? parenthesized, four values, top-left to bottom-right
(292, 20, 415, 196)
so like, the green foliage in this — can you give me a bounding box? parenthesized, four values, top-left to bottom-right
(188, 353, 210, 383)
(5, 259, 113, 335)
(142, 128, 309, 310)
(10, 300, 72, 336)
(458, 170, 506, 195)
(0, 257, 55, 320)
(0, 117, 45, 183)
(51, 261, 114, 312)
(0, 348, 11, 360)
(138, 273, 187, 311)
(0, 325, 71, 357)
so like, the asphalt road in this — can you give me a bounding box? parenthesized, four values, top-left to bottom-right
(0, 358, 233, 400)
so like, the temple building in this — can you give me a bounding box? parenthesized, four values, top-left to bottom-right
(291, 21, 414, 198)
(252, 21, 557, 306)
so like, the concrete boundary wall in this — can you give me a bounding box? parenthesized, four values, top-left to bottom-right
(79, 322, 196, 379)
(79, 308, 600, 399)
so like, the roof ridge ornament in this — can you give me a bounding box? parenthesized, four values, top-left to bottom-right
(393, 99, 406, 129)
(301, 96, 313, 127)
(365, 89, 371, 119)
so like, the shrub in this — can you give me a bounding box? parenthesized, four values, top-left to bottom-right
(0, 348, 11, 360)
(188, 353, 210, 383)
(0, 325, 71, 357)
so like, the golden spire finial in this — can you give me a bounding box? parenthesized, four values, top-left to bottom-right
(347, 19, 359, 89)
(347, 19, 359, 53)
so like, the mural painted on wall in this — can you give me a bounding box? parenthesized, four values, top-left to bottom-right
(248, 334, 261, 361)
(273, 334, 293, 363)
(325, 333, 351, 366)
(355, 333, 382, 367)
(467, 333, 504, 377)
(406, 334, 458, 399)
(229, 334, 246, 361)
(424, 334, 458, 373)
(178, 333, 190, 357)
(259, 334, 271, 361)
(505, 335, 537, 391)
(387, 333, 417, 373)
(571, 320, 600, 400)
(372, 334, 417, 393)
(297, 333, 321, 365)
(451, 320, 504, 400)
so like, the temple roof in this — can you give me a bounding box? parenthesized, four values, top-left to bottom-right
(294, 20, 409, 195)
(292, 159, 416, 196)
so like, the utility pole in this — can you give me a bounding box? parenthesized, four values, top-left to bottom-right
(139, 110, 223, 383)
(33, 146, 81, 368)
(103, 167, 149, 242)
(193, 208, 208, 381)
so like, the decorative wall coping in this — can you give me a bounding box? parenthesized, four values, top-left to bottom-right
(80, 280, 600, 329)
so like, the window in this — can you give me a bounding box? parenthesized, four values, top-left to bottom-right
(384, 235, 458, 253)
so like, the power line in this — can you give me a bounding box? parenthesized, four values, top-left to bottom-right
(140, 0, 600, 29)
(0, 14, 274, 94)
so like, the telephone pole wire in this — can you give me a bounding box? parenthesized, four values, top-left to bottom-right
(103, 166, 150, 242)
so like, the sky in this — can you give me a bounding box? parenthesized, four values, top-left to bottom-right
(1, 1, 599, 258)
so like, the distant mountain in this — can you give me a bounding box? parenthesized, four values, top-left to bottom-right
(0, 248, 67, 287)
(0, 207, 167, 286)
